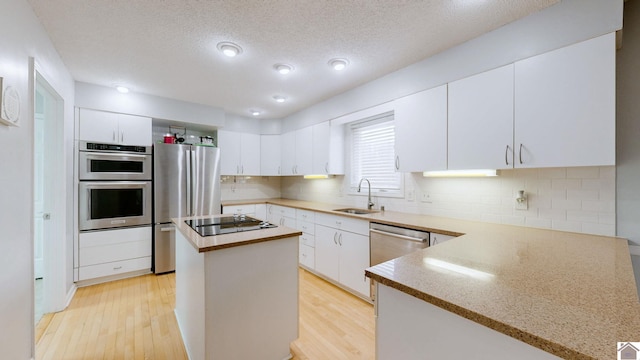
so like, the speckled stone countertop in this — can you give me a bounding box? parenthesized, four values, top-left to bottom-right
(172, 214, 302, 253)
(223, 198, 640, 359)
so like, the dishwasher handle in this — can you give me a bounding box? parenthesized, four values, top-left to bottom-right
(370, 228, 428, 243)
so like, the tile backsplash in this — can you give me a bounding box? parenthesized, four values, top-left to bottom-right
(223, 166, 616, 237)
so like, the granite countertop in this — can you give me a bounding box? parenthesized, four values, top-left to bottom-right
(172, 214, 302, 253)
(223, 198, 640, 359)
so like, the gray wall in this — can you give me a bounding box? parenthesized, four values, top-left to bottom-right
(617, 1, 640, 290)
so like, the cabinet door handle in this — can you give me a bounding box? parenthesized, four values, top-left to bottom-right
(505, 145, 510, 166)
(241, 165, 244, 174)
(333, 232, 338, 244)
(112, 130, 116, 142)
(325, 162, 329, 174)
(519, 143, 523, 164)
(113, 266, 122, 270)
(338, 233, 342, 246)
(395, 155, 400, 170)
(237, 165, 240, 174)
(121, 131, 124, 143)
(278, 166, 280, 175)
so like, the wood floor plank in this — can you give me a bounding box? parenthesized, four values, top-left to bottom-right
(36, 268, 375, 359)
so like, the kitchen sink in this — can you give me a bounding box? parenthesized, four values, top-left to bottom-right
(333, 208, 379, 215)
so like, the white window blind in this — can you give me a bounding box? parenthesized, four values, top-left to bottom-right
(350, 113, 401, 193)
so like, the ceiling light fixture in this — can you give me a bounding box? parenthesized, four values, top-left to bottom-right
(217, 42, 242, 57)
(273, 95, 287, 103)
(250, 110, 260, 116)
(274, 64, 294, 75)
(115, 86, 129, 93)
(328, 58, 349, 71)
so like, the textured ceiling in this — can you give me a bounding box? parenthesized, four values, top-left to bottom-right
(27, 0, 558, 120)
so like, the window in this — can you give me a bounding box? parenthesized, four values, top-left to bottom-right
(349, 112, 402, 196)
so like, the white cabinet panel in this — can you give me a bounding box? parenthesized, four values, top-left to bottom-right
(430, 233, 457, 246)
(218, 131, 261, 175)
(295, 127, 313, 175)
(79, 109, 119, 144)
(78, 109, 151, 146)
(312, 122, 344, 175)
(260, 134, 281, 176)
(314, 215, 370, 298)
(514, 33, 615, 168)
(218, 130, 241, 175)
(78, 257, 151, 281)
(222, 204, 256, 216)
(240, 133, 261, 175)
(448, 65, 515, 170)
(394, 85, 448, 172)
(299, 244, 315, 269)
(315, 224, 341, 281)
(339, 231, 370, 296)
(280, 131, 296, 175)
(77, 226, 152, 281)
(118, 114, 152, 146)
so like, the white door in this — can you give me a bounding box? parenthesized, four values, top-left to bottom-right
(34, 70, 65, 324)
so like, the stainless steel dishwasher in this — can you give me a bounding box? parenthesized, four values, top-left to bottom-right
(369, 222, 430, 301)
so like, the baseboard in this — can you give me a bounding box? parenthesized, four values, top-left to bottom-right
(74, 269, 151, 288)
(64, 284, 77, 309)
(629, 245, 640, 256)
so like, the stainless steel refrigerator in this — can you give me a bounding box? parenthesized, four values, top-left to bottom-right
(153, 143, 221, 273)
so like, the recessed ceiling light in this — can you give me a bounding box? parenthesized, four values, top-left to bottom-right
(329, 58, 349, 71)
(116, 86, 129, 93)
(273, 95, 287, 103)
(217, 42, 242, 57)
(274, 64, 294, 75)
(250, 110, 260, 116)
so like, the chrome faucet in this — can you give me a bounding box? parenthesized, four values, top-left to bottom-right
(357, 178, 374, 210)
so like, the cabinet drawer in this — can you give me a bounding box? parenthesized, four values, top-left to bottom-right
(222, 204, 256, 215)
(297, 220, 315, 235)
(300, 233, 315, 247)
(296, 209, 315, 223)
(315, 212, 369, 235)
(78, 256, 151, 281)
(269, 205, 297, 218)
(299, 244, 315, 269)
(79, 227, 151, 266)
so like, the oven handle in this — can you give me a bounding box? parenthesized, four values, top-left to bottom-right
(81, 181, 150, 189)
(83, 152, 149, 160)
(370, 229, 428, 243)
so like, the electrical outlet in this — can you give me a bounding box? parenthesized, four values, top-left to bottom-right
(515, 191, 528, 210)
(421, 193, 432, 203)
(407, 189, 415, 201)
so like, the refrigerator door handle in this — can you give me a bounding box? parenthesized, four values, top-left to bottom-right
(185, 149, 192, 216)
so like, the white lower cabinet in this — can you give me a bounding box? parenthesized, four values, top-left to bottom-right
(315, 213, 370, 298)
(78, 226, 151, 281)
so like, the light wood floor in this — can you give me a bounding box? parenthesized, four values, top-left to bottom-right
(36, 268, 375, 359)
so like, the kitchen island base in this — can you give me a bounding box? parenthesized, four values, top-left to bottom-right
(375, 283, 561, 360)
(175, 229, 298, 360)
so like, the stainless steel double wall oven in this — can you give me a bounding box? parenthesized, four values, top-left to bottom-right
(78, 141, 152, 231)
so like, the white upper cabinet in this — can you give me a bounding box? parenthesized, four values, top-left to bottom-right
(280, 127, 313, 176)
(260, 134, 281, 176)
(218, 130, 261, 175)
(448, 64, 515, 170)
(312, 122, 344, 175)
(280, 131, 296, 175)
(514, 33, 615, 168)
(295, 126, 313, 175)
(393, 85, 448, 172)
(79, 108, 151, 146)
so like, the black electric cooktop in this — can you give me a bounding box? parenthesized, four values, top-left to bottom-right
(185, 215, 277, 237)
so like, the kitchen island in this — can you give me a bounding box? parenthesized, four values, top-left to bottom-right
(172, 215, 302, 360)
